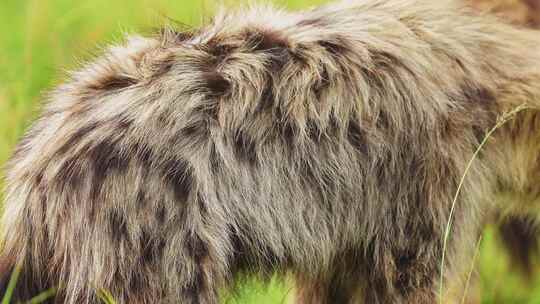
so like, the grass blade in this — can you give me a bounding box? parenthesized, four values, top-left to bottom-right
(460, 236, 483, 304)
(25, 287, 57, 304)
(97, 289, 116, 304)
(438, 104, 529, 304)
(1, 263, 22, 304)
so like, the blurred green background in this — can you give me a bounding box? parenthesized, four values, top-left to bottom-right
(1, 0, 539, 303)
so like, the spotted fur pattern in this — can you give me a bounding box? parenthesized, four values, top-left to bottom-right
(1, 1, 540, 303)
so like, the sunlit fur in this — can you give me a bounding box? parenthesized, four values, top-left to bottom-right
(467, 0, 540, 27)
(1, 0, 540, 303)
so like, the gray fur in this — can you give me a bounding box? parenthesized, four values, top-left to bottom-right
(2, 0, 540, 303)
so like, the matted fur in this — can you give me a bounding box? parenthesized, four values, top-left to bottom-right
(1, 0, 540, 303)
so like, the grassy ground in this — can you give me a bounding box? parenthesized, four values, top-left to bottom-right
(0, 0, 539, 303)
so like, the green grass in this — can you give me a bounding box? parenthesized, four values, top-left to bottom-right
(1, 0, 540, 303)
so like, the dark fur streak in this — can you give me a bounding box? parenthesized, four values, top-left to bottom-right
(136, 189, 146, 210)
(90, 139, 129, 178)
(184, 234, 209, 302)
(245, 30, 289, 52)
(208, 144, 221, 174)
(109, 209, 129, 242)
(162, 158, 192, 203)
(347, 120, 369, 154)
(202, 72, 230, 96)
(232, 129, 257, 164)
(267, 47, 291, 75)
(88, 138, 130, 202)
(205, 38, 236, 62)
(499, 216, 539, 278)
(56, 122, 99, 155)
(136, 145, 154, 168)
(88, 75, 138, 91)
(181, 120, 210, 139)
(280, 122, 297, 145)
(298, 17, 326, 27)
(55, 157, 84, 191)
(140, 228, 161, 266)
(461, 83, 496, 106)
(255, 81, 275, 112)
(156, 206, 167, 224)
(450, 83, 497, 143)
(306, 120, 322, 142)
(313, 65, 331, 99)
(319, 39, 347, 56)
(151, 55, 176, 79)
(186, 234, 207, 265)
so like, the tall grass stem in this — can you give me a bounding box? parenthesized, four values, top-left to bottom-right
(438, 104, 529, 304)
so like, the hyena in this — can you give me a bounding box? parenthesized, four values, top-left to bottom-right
(1, 0, 540, 303)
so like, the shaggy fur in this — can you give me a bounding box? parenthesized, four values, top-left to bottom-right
(467, 0, 540, 27)
(467, 0, 540, 279)
(1, 0, 540, 303)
